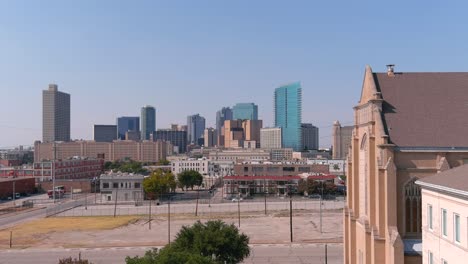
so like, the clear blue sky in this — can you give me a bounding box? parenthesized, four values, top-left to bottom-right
(1, 0, 467, 148)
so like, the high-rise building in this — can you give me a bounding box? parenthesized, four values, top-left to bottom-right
(274, 82, 302, 151)
(153, 129, 188, 153)
(332, 121, 353, 159)
(232, 103, 258, 120)
(42, 84, 70, 143)
(242, 120, 262, 147)
(204, 128, 216, 147)
(301, 123, 319, 151)
(93, 125, 117, 142)
(260, 127, 282, 149)
(216, 107, 233, 146)
(187, 114, 206, 145)
(117, 117, 140, 140)
(224, 120, 244, 148)
(141, 106, 156, 140)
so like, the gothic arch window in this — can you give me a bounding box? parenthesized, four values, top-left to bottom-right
(359, 133, 368, 215)
(404, 179, 421, 235)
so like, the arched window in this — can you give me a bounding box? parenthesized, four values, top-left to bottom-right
(359, 134, 368, 215)
(405, 179, 421, 234)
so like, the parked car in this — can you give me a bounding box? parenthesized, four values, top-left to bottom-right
(231, 197, 243, 202)
(308, 194, 321, 199)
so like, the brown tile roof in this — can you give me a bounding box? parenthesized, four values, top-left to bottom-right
(416, 164, 468, 193)
(374, 72, 468, 147)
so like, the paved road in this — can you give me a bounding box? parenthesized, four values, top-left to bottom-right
(0, 244, 343, 264)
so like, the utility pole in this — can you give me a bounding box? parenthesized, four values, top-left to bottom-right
(52, 142, 56, 203)
(289, 186, 293, 243)
(264, 179, 267, 215)
(325, 244, 328, 264)
(113, 188, 118, 218)
(148, 198, 152, 230)
(168, 194, 171, 245)
(237, 192, 241, 228)
(320, 179, 324, 234)
(195, 186, 200, 216)
(12, 181, 16, 206)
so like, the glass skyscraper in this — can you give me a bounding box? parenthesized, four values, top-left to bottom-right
(232, 103, 258, 120)
(117, 116, 140, 140)
(274, 82, 302, 151)
(187, 114, 206, 145)
(141, 105, 156, 140)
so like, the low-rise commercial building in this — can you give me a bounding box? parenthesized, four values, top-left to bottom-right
(100, 173, 144, 202)
(234, 162, 329, 176)
(416, 165, 468, 264)
(33, 157, 103, 181)
(223, 175, 301, 197)
(269, 148, 293, 161)
(208, 149, 270, 162)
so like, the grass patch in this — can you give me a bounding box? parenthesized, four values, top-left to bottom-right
(0, 216, 138, 248)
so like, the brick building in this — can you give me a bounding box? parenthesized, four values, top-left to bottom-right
(0, 177, 36, 199)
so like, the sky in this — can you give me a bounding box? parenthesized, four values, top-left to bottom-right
(1, 0, 468, 148)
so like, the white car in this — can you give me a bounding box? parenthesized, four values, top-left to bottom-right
(231, 198, 243, 202)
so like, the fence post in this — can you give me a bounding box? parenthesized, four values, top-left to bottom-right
(9, 231, 12, 248)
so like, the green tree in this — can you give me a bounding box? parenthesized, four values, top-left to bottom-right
(143, 170, 176, 199)
(157, 159, 170, 165)
(298, 179, 321, 195)
(125, 220, 250, 264)
(177, 170, 203, 191)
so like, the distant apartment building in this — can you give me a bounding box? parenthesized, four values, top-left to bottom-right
(275, 83, 302, 151)
(260, 127, 282, 149)
(117, 116, 140, 140)
(216, 107, 233, 146)
(153, 129, 187, 153)
(224, 120, 262, 148)
(331, 120, 352, 159)
(141, 105, 156, 140)
(269, 148, 293, 161)
(100, 172, 144, 202)
(208, 149, 270, 162)
(416, 165, 468, 264)
(232, 103, 258, 120)
(33, 157, 103, 181)
(234, 162, 329, 176)
(171, 159, 210, 176)
(242, 120, 262, 147)
(34, 140, 168, 163)
(125, 131, 140, 141)
(43, 84, 70, 142)
(187, 114, 206, 145)
(93, 125, 117, 142)
(301, 123, 319, 150)
(204, 128, 216, 147)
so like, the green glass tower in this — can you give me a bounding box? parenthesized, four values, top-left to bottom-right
(274, 82, 302, 151)
(233, 103, 258, 120)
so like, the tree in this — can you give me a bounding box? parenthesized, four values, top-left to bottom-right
(143, 170, 176, 199)
(126, 220, 250, 264)
(298, 179, 321, 195)
(177, 170, 203, 191)
(158, 159, 170, 166)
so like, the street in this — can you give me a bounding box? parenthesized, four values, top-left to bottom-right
(0, 243, 343, 264)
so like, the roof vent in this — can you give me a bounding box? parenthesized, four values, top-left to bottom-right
(386, 64, 395, 77)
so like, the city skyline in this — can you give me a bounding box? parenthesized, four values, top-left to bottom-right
(2, 1, 466, 147)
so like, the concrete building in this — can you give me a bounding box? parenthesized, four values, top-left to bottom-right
(117, 117, 140, 140)
(232, 103, 258, 120)
(33, 157, 103, 181)
(269, 148, 293, 161)
(223, 175, 301, 197)
(260, 127, 282, 149)
(301, 123, 319, 150)
(42, 84, 70, 143)
(275, 83, 302, 151)
(100, 173, 144, 202)
(343, 65, 468, 264)
(141, 106, 156, 140)
(204, 128, 216, 147)
(125, 131, 140, 141)
(216, 107, 233, 146)
(153, 129, 187, 153)
(171, 159, 210, 176)
(416, 165, 468, 264)
(93, 125, 117, 142)
(208, 149, 271, 162)
(224, 120, 244, 148)
(234, 162, 329, 176)
(187, 114, 206, 145)
(332, 121, 353, 159)
(242, 120, 262, 147)
(34, 140, 168, 163)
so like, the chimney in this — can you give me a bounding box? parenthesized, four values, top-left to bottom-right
(386, 64, 395, 77)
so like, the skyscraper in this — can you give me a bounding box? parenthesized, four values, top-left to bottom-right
(187, 114, 206, 145)
(117, 117, 140, 140)
(274, 82, 302, 151)
(204, 128, 216, 147)
(42, 84, 70, 143)
(260, 127, 282, 149)
(301, 123, 319, 150)
(232, 103, 258, 120)
(216, 107, 233, 146)
(141, 106, 156, 140)
(93, 125, 117, 142)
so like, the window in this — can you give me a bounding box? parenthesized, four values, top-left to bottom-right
(113, 182, 119, 188)
(283, 167, 294, 172)
(442, 209, 447, 237)
(442, 258, 448, 264)
(405, 179, 422, 234)
(454, 213, 460, 243)
(428, 204, 433, 230)
(134, 182, 141, 189)
(428, 251, 433, 264)
(102, 183, 109, 189)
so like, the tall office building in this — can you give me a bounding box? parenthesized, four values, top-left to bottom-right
(141, 106, 156, 140)
(93, 125, 117, 142)
(187, 114, 206, 145)
(274, 82, 302, 151)
(232, 103, 258, 120)
(42, 84, 71, 143)
(204, 128, 216, 147)
(242, 120, 263, 147)
(117, 117, 140, 140)
(301, 123, 319, 150)
(154, 129, 187, 153)
(216, 107, 233, 146)
(224, 120, 244, 148)
(260, 127, 282, 149)
(332, 120, 353, 159)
